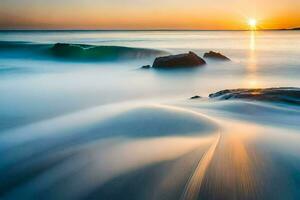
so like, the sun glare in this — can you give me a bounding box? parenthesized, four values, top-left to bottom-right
(248, 19, 257, 30)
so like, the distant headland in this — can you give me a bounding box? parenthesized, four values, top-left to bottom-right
(291, 27, 300, 30)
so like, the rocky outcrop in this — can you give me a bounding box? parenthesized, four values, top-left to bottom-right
(209, 87, 300, 105)
(190, 95, 201, 99)
(152, 51, 206, 68)
(203, 51, 230, 61)
(141, 65, 151, 69)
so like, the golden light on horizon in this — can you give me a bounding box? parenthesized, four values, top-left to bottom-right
(1, 0, 300, 30)
(248, 19, 257, 30)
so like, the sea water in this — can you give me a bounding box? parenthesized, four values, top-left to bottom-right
(0, 31, 300, 200)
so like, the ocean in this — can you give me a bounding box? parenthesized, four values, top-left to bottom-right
(0, 30, 300, 200)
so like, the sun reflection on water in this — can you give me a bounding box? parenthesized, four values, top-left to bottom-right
(244, 31, 263, 88)
(247, 31, 257, 73)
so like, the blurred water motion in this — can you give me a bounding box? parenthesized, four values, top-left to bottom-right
(0, 30, 300, 199)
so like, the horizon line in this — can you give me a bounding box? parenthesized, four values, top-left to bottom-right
(0, 28, 299, 32)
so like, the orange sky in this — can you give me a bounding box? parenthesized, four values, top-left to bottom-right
(0, 0, 299, 30)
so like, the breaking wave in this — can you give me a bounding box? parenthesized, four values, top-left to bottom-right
(0, 41, 166, 61)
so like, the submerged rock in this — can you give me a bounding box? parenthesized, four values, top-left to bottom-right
(141, 65, 151, 69)
(209, 87, 300, 105)
(152, 51, 206, 68)
(190, 95, 201, 99)
(203, 51, 230, 61)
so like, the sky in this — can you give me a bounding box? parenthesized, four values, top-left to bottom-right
(0, 0, 299, 30)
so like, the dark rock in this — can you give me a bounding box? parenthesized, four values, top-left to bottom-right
(190, 95, 201, 99)
(152, 51, 206, 68)
(203, 51, 230, 61)
(141, 65, 151, 69)
(209, 87, 300, 105)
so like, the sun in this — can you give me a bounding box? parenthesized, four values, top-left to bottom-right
(248, 19, 257, 30)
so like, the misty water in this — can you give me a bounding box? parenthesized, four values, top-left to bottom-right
(0, 31, 300, 200)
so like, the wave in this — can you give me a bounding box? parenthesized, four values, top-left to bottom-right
(1, 96, 300, 199)
(0, 103, 218, 199)
(48, 43, 165, 61)
(0, 41, 166, 61)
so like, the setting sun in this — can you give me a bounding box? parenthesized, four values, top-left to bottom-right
(248, 19, 257, 30)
